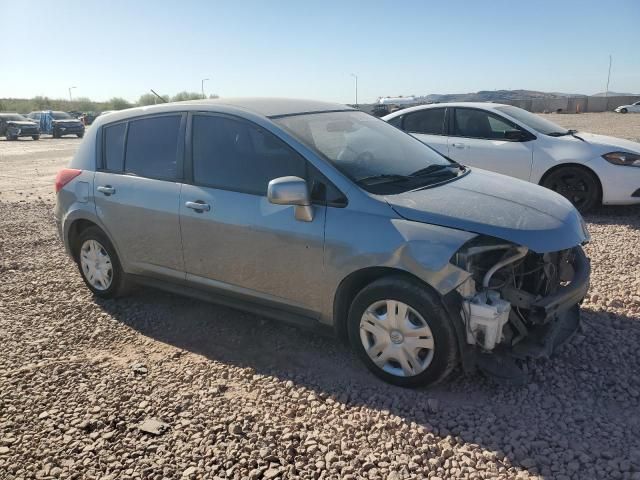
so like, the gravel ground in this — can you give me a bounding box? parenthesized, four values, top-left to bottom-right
(1, 116, 640, 479)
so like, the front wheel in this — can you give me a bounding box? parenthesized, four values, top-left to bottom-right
(347, 276, 459, 388)
(75, 226, 130, 298)
(542, 166, 600, 213)
(32, 135, 40, 140)
(620, 108, 628, 114)
(77, 132, 84, 138)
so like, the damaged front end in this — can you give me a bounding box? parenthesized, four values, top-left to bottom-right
(450, 237, 590, 384)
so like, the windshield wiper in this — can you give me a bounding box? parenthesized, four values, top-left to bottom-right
(548, 129, 586, 142)
(409, 164, 461, 177)
(356, 173, 411, 186)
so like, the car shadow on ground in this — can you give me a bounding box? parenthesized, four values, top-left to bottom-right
(96, 288, 640, 478)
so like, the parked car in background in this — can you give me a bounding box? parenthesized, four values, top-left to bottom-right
(27, 110, 85, 138)
(614, 101, 640, 113)
(383, 103, 640, 212)
(54, 98, 590, 387)
(0, 113, 40, 140)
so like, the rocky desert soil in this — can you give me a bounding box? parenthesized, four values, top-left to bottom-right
(1, 113, 639, 479)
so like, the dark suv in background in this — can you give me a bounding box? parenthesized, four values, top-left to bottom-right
(0, 113, 40, 140)
(28, 110, 85, 138)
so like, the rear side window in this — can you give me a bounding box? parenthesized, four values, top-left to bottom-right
(125, 115, 181, 180)
(103, 123, 126, 172)
(404, 109, 445, 135)
(386, 115, 403, 128)
(192, 115, 306, 195)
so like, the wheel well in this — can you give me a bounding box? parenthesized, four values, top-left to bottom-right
(333, 267, 437, 342)
(67, 219, 100, 260)
(539, 163, 603, 203)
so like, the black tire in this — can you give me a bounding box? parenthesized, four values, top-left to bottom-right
(32, 135, 40, 140)
(541, 166, 600, 213)
(77, 132, 84, 138)
(5, 135, 16, 141)
(347, 275, 459, 388)
(52, 130, 60, 139)
(75, 226, 130, 298)
(620, 108, 628, 114)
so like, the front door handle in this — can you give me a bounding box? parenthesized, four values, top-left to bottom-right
(451, 143, 466, 149)
(185, 200, 211, 212)
(97, 185, 115, 195)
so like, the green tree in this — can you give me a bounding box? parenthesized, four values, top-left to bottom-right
(107, 97, 133, 110)
(172, 91, 203, 102)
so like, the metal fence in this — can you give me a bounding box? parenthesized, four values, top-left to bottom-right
(358, 95, 640, 115)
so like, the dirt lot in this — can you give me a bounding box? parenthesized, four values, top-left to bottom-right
(1, 114, 639, 480)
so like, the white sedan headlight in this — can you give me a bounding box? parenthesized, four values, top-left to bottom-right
(602, 151, 640, 167)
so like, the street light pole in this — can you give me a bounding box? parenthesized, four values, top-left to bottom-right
(350, 74, 358, 106)
(605, 55, 612, 111)
(201, 78, 210, 99)
(69, 86, 77, 102)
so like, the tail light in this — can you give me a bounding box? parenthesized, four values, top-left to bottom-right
(55, 168, 82, 193)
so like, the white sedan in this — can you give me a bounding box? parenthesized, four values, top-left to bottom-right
(615, 101, 640, 113)
(383, 103, 640, 212)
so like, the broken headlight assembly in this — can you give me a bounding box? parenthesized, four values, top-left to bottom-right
(453, 237, 581, 352)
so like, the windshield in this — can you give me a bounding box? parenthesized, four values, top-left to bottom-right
(495, 105, 568, 136)
(51, 111, 72, 119)
(0, 114, 27, 121)
(273, 111, 461, 194)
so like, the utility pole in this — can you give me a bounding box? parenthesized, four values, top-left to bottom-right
(351, 73, 358, 106)
(201, 78, 210, 99)
(68, 86, 77, 102)
(605, 55, 612, 111)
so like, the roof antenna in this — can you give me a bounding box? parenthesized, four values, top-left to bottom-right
(150, 89, 168, 103)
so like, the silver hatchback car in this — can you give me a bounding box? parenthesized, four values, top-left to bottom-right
(55, 98, 590, 387)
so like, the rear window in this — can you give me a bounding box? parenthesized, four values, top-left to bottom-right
(103, 123, 126, 172)
(125, 115, 181, 180)
(403, 109, 445, 135)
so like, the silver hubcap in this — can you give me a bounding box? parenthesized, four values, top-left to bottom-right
(80, 239, 113, 290)
(359, 300, 435, 377)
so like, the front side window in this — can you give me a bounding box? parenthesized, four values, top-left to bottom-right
(192, 115, 306, 195)
(274, 111, 462, 195)
(125, 115, 181, 180)
(495, 105, 566, 136)
(404, 108, 445, 135)
(453, 108, 521, 140)
(103, 123, 126, 172)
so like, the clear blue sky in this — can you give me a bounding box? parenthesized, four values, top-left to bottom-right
(2, 0, 639, 103)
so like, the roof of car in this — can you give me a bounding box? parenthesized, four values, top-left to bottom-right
(383, 102, 511, 118)
(100, 97, 354, 122)
(182, 97, 354, 117)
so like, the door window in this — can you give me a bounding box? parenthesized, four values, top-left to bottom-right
(103, 123, 126, 172)
(125, 115, 182, 180)
(386, 115, 403, 128)
(404, 108, 445, 135)
(192, 115, 306, 195)
(453, 108, 520, 140)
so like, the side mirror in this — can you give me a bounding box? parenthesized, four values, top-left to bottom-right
(267, 176, 313, 222)
(504, 130, 528, 141)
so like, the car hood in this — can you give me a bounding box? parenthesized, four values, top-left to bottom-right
(7, 121, 37, 126)
(53, 119, 81, 124)
(384, 169, 588, 253)
(555, 132, 640, 154)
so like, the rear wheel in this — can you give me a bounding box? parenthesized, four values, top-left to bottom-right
(5, 134, 16, 141)
(542, 166, 600, 213)
(76, 226, 129, 298)
(52, 130, 60, 138)
(32, 135, 40, 140)
(347, 276, 458, 388)
(77, 132, 84, 138)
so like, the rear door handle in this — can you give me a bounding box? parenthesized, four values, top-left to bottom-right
(185, 201, 211, 212)
(451, 143, 466, 149)
(97, 185, 115, 195)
